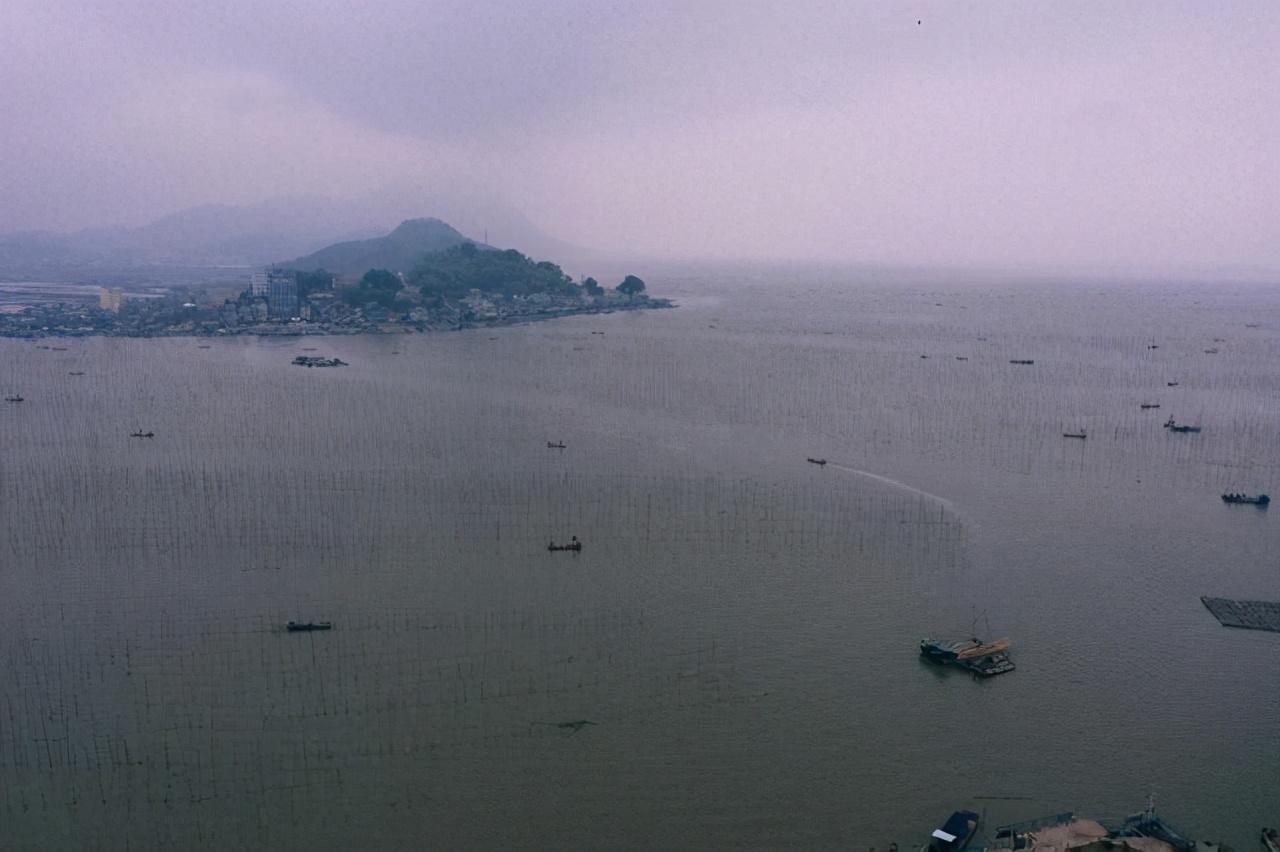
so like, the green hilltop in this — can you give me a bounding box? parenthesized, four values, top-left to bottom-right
(279, 218, 476, 278)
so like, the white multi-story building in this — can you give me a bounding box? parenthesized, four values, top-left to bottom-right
(249, 271, 270, 297)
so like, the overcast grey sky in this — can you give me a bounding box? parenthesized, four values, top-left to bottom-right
(2, 1, 1276, 271)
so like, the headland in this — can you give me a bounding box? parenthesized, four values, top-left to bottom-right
(0, 224, 672, 339)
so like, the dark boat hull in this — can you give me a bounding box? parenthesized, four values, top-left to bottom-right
(929, 811, 980, 852)
(1222, 494, 1269, 505)
(287, 622, 332, 631)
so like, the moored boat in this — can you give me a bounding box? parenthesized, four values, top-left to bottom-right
(929, 811, 980, 852)
(920, 637, 1015, 677)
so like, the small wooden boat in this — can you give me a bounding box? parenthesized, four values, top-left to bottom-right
(4, 395, 23, 402)
(1140, 403, 1160, 409)
(1063, 432, 1087, 439)
(286, 621, 332, 631)
(130, 431, 155, 438)
(807, 457, 828, 466)
(547, 441, 566, 449)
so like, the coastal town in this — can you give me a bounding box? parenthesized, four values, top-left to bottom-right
(0, 268, 671, 339)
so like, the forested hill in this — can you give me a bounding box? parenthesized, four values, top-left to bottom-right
(280, 218, 479, 278)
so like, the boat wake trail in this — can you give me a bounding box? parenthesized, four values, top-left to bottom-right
(827, 464, 954, 509)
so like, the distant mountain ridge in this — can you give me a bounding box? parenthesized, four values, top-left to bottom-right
(278, 218, 482, 278)
(0, 197, 391, 278)
(0, 195, 602, 282)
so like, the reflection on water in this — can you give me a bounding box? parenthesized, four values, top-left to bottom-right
(1, 270, 1276, 849)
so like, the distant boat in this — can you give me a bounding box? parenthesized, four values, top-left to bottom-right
(548, 536, 582, 552)
(130, 430, 154, 438)
(1163, 417, 1201, 433)
(928, 811, 981, 852)
(1009, 359, 1034, 365)
(547, 441, 566, 449)
(1222, 493, 1269, 506)
(1140, 403, 1160, 409)
(293, 355, 346, 367)
(4, 395, 23, 402)
(1063, 431, 1087, 439)
(807, 457, 827, 466)
(286, 621, 332, 631)
(1167, 381, 1179, 386)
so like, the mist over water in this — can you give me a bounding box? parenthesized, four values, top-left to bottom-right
(1, 268, 1276, 849)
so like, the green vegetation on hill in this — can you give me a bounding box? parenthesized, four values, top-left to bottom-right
(345, 269, 404, 307)
(281, 218, 474, 278)
(410, 243, 577, 300)
(276, 217, 652, 311)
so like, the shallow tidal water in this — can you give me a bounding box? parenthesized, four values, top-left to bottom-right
(1, 267, 1276, 850)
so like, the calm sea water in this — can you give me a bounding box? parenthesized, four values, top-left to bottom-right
(1, 267, 1276, 850)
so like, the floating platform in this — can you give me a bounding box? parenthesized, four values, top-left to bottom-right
(1200, 597, 1280, 632)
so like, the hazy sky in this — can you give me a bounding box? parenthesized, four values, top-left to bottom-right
(2, 1, 1277, 270)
